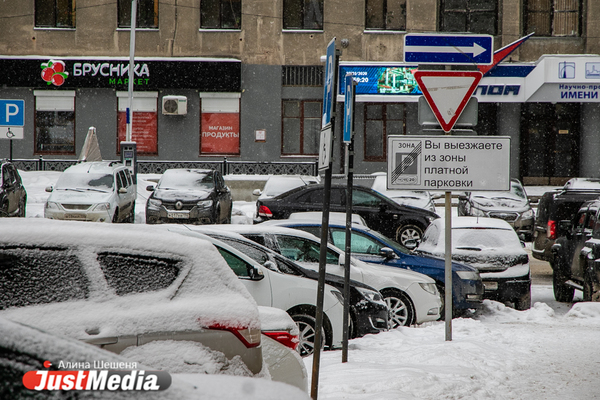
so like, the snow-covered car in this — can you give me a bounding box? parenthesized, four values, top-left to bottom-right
(173, 225, 389, 339)
(370, 172, 436, 213)
(200, 225, 442, 328)
(44, 161, 136, 223)
(259, 218, 484, 317)
(457, 178, 535, 241)
(164, 226, 346, 357)
(145, 168, 232, 224)
(0, 219, 263, 375)
(0, 317, 310, 400)
(0, 159, 27, 218)
(562, 177, 600, 190)
(415, 217, 531, 310)
(253, 175, 320, 200)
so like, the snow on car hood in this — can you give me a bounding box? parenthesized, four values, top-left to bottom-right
(470, 193, 528, 210)
(47, 188, 114, 204)
(153, 188, 212, 201)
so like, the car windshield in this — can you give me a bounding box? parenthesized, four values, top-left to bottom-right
(158, 171, 214, 190)
(55, 172, 114, 190)
(357, 228, 411, 255)
(510, 181, 527, 199)
(453, 228, 521, 251)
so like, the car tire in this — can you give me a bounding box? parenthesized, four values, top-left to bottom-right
(583, 272, 594, 302)
(396, 224, 423, 247)
(514, 291, 531, 310)
(128, 204, 135, 223)
(381, 289, 414, 328)
(18, 197, 26, 218)
(553, 269, 574, 303)
(290, 313, 325, 357)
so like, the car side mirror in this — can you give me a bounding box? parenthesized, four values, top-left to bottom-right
(379, 247, 396, 260)
(118, 187, 127, 194)
(45, 186, 53, 193)
(263, 260, 278, 272)
(252, 189, 262, 196)
(249, 266, 265, 281)
(146, 185, 155, 192)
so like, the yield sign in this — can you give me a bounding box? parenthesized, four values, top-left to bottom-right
(413, 70, 482, 133)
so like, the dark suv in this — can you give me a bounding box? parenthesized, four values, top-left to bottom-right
(255, 184, 439, 246)
(532, 189, 600, 265)
(550, 200, 600, 302)
(0, 160, 27, 218)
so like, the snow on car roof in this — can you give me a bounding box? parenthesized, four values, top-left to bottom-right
(287, 212, 367, 226)
(444, 216, 515, 230)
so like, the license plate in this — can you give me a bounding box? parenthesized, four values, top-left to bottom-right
(483, 281, 498, 291)
(167, 212, 189, 219)
(65, 214, 86, 220)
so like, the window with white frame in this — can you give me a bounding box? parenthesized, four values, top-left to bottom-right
(439, 0, 497, 36)
(34, 91, 76, 154)
(365, 0, 406, 31)
(201, 0, 242, 29)
(524, 0, 581, 37)
(200, 93, 241, 155)
(118, 0, 158, 28)
(283, 0, 323, 30)
(282, 100, 321, 156)
(35, 0, 76, 28)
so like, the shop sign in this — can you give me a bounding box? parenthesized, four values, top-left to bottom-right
(201, 113, 240, 154)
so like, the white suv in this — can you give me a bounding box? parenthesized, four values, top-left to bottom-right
(44, 161, 137, 223)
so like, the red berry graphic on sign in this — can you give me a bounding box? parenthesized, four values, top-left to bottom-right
(43, 361, 52, 368)
(40, 60, 69, 86)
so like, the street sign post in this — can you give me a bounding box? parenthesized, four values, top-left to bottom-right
(413, 70, 482, 133)
(404, 34, 493, 65)
(343, 73, 355, 143)
(0, 99, 25, 140)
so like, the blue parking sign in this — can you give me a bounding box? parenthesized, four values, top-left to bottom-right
(322, 38, 336, 129)
(0, 100, 25, 126)
(343, 73, 354, 143)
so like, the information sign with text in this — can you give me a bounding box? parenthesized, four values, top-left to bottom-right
(387, 136, 510, 191)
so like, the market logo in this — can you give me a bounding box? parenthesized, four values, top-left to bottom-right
(40, 60, 69, 86)
(22, 360, 171, 391)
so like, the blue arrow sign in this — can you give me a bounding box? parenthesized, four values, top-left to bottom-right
(0, 99, 24, 126)
(343, 73, 354, 143)
(404, 34, 493, 65)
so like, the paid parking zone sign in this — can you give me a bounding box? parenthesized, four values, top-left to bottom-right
(387, 136, 510, 191)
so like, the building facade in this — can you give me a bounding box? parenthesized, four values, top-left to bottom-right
(0, 0, 598, 184)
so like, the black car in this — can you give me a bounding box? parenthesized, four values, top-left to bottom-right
(255, 183, 439, 246)
(189, 229, 389, 338)
(146, 168, 232, 224)
(550, 199, 600, 302)
(0, 160, 27, 218)
(532, 188, 600, 265)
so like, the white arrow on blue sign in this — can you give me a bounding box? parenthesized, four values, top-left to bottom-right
(404, 34, 493, 65)
(0, 99, 25, 126)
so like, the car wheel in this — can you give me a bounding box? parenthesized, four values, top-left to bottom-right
(290, 313, 325, 357)
(396, 224, 423, 247)
(112, 208, 119, 223)
(18, 197, 26, 218)
(583, 272, 594, 302)
(128, 204, 135, 223)
(514, 291, 531, 310)
(381, 289, 414, 328)
(553, 269, 574, 303)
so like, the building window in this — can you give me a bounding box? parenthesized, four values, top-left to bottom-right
(365, 0, 406, 31)
(200, 93, 241, 155)
(524, 0, 581, 37)
(35, 0, 76, 28)
(439, 0, 497, 36)
(282, 100, 321, 155)
(118, 0, 158, 28)
(117, 92, 158, 155)
(201, 0, 241, 29)
(34, 91, 76, 155)
(283, 0, 323, 30)
(364, 103, 404, 162)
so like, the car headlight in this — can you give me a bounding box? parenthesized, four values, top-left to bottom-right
(148, 198, 162, 208)
(330, 289, 344, 305)
(45, 201, 61, 211)
(522, 209, 534, 219)
(469, 206, 487, 217)
(92, 203, 110, 211)
(356, 287, 384, 303)
(418, 282, 438, 295)
(456, 270, 481, 280)
(197, 199, 213, 208)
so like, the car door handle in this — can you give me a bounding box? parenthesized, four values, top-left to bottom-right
(83, 336, 119, 345)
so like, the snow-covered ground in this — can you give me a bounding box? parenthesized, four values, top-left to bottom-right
(16, 171, 600, 399)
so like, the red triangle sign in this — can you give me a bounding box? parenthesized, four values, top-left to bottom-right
(414, 70, 482, 133)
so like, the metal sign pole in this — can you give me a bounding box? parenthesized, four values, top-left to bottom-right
(126, 0, 137, 143)
(444, 191, 452, 341)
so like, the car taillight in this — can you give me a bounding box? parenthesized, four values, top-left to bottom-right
(210, 325, 262, 348)
(547, 220, 557, 240)
(258, 205, 273, 218)
(263, 331, 299, 350)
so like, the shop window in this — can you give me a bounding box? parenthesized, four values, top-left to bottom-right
(524, 0, 581, 37)
(35, 0, 76, 28)
(282, 100, 321, 156)
(439, 0, 497, 36)
(34, 91, 76, 155)
(117, 92, 158, 155)
(200, 93, 240, 155)
(365, 0, 406, 31)
(364, 103, 404, 162)
(201, 0, 242, 29)
(283, 0, 323, 30)
(118, 0, 158, 28)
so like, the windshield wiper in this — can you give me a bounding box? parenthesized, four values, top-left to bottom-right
(79, 187, 109, 193)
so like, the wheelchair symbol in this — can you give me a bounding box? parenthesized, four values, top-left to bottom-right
(5, 128, 15, 138)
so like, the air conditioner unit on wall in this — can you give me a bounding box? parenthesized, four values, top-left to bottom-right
(162, 95, 187, 115)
